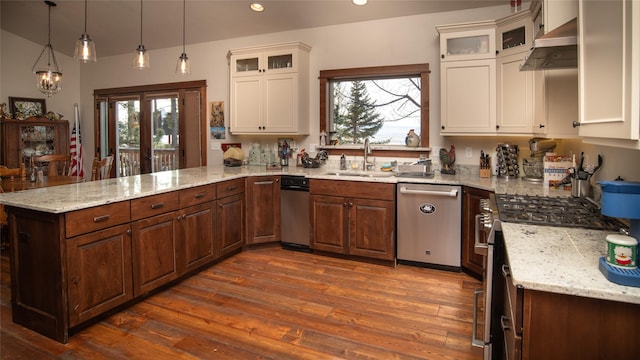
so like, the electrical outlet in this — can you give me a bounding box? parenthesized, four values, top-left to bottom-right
(465, 147, 473, 158)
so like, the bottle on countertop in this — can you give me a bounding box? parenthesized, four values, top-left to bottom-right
(340, 154, 347, 170)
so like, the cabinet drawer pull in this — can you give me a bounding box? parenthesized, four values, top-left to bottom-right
(93, 215, 110, 222)
(502, 264, 511, 278)
(501, 315, 511, 331)
(227, 185, 237, 190)
(194, 193, 206, 199)
(151, 203, 165, 209)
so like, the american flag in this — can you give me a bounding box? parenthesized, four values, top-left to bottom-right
(70, 124, 84, 177)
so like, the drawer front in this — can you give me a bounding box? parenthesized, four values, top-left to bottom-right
(179, 184, 216, 208)
(65, 201, 131, 238)
(217, 178, 245, 198)
(310, 179, 394, 200)
(131, 192, 179, 221)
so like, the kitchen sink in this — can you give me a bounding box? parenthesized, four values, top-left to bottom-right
(323, 171, 394, 178)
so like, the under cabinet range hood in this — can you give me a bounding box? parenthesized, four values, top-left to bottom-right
(520, 18, 577, 71)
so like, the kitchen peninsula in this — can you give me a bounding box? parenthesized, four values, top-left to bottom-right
(1, 165, 639, 346)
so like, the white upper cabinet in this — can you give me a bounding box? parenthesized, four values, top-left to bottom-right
(438, 21, 497, 135)
(229, 42, 311, 135)
(578, 0, 640, 148)
(496, 10, 535, 134)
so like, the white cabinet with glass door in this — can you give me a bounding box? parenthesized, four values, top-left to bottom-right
(229, 42, 311, 135)
(496, 10, 536, 134)
(438, 21, 497, 134)
(577, 0, 640, 149)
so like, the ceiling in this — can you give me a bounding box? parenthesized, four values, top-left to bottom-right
(1, 0, 505, 58)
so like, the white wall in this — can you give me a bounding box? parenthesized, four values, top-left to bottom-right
(1, 30, 80, 128)
(3, 5, 638, 182)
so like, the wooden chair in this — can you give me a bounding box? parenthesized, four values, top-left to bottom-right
(31, 154, 71, 177)
(91, 155, 114, 181)
(1, 164, 27, 247)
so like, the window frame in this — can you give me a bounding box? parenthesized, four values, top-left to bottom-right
(319, 64, 430, 158)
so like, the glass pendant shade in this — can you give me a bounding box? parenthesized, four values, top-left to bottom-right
(175, 0, 190, 75)
(133, 0, 149, 70)
(74, 33, 97, 62)
(176, 53, 191, 75)
(32, 1, 62, 97)
(133, 45, 150, 69)
(74, 0, 97, 62)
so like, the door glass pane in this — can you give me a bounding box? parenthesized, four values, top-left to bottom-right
(115, 99, 141, 176)
(150, 97, 179, 172)
(97, 100, 109, 159)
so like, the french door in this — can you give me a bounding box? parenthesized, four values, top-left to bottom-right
(94, 81, 206, 177)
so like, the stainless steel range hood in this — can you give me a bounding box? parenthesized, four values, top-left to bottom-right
(520, 18, 577, 71)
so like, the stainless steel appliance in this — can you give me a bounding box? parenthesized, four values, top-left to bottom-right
(280, 175, 311, 251)
(472, 193, 626, 359)
(397, 183, 462, 268)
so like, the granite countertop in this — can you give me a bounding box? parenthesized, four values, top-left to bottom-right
(0, 164, 570, 213)
(4, 164, 636, 304)
(501, 223, 640, 305)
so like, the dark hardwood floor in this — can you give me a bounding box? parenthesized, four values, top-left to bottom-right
(1, 246, 483, 359)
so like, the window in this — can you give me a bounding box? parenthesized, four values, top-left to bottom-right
(319, 64, 429, 157)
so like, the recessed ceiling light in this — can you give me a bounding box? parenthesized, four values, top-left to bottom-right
(352, 0, 367, 5)
(250, 3, 264, 12)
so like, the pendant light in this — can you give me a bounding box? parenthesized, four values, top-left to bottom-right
(74, 0, 97, 62)
(133, 0, 150, 69)
(175, 0, 191, 75)
(32, 1, 62, 97)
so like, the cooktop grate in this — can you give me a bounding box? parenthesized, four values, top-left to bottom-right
(495, 194, 626, 231)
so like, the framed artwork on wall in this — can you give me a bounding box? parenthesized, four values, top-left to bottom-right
(8, 97, 46, 120)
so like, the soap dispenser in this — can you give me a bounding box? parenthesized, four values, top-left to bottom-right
(340, 154, 347, 170)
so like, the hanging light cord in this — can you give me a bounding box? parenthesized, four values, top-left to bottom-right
(83, 0, 88, 33)
(47, 1, 53, 65)
(139, 0, 143, 45)
(182, 0, 186, 54)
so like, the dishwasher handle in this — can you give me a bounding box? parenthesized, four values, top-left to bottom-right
(399, 186, 458, 197)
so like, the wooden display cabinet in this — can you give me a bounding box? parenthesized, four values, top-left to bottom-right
(1, 117, 69, 169)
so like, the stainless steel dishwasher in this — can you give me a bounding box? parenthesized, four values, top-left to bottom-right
(280, 175, 311, 252)
(397, 183, 462, 269)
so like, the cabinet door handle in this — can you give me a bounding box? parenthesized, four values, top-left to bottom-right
(343, 202, 347, 207)
(227, 185, 237, 190)
(501, 315, 511, 331)
(441, 126, 445, 130)
(474, 214, 488, 256)
(151, 203, 165, 209)
(472, 288, 484, 348)
(539, 124, 545, 128)
(93, 215, 110, 222)
(502, 264, 511, 278)
(72, 276, 79, 285)
(441, 54, 445, 59)
(572, 120, 581, 128)
(194, 193, 206, 199)
(126, 229, 132, 235)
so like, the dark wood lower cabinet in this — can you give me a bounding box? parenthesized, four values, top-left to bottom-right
(7, 179, 246, 343)
(502, 253, 640, 359)
(132, 211, 179, 297)
(66, 224, 133, 327)
(218, 193, 244, 256)
(179, 202, 216, 274)
(245, 175, 281, 244)
(310, 179, 395, 261)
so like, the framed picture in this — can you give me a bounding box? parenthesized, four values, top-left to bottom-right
(8, 97, 46, 120)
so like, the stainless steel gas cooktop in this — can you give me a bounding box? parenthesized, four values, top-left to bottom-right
(495, 194, 626, 231)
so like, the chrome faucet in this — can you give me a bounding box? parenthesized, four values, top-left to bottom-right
(363, 138, 372, 171)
